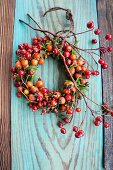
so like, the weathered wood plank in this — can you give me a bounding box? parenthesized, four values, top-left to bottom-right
(0, 0, 15, 169)
(11, 0, 104, 170)
(97, 0, 113, 169)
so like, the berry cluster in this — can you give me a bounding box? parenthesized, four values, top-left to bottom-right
(11, 7, 113, 138)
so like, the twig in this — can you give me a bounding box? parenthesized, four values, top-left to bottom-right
(19, 19, 63, 39)
(43, 7, 74, 33)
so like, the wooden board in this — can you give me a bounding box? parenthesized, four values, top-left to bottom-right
(2, 0, 113, 169)
(97, 0, 113, 169)
(11, 0, 104, 170)
(0, 0, 15, 169)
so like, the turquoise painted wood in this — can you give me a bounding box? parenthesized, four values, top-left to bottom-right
(11, 0, 104, 170)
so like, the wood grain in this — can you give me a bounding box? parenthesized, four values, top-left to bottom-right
(97, 0, 113, 169)
(11, 0, 104, 170)
(0, 0, 15, 169)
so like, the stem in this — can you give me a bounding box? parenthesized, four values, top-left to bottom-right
(72, 28, 94, 36)
(83, 96, 95, 117)
(56, 28, 94, 37)
(43, 7, 74, 32)
(69, 115, 73, 123)
(69, 43, 98, 67)
(21, 76, 28, 88)
(56, 30, 68, 35)
(27, 13, 49, 38)
(79, 108, 87, 129)
(21, 91, 38, 104)
(56, 30, 77, 42)
(43, 7, 68, 17)
(79, 47, 100, 51)
(70, 45, 95, 70)
(25, 75, 30, 83)
(76, 47, 98, 65)
(27, 14, 42, 29)
(19, 19, 63, 39)
(59, 51, 104, 110)
(90, 51, 100, 58)
(65, 41, 96, 70)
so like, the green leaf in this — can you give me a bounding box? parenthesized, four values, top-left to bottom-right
(75, 78, 89, 95)
(74, 40, 79, 46)
(40, 50, 46, 55)
(26, 66, 37, 72)
(27, 75, 35, 81)
(72, 49, 76, 54)
(46, 40, 52, 44)
(16, 75, 21, 81)
(65, 79, 72, 82)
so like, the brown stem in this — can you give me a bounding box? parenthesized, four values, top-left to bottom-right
(43, 7, 74, 32)
(27, 14, 52, 39)
(78, 47, 100, 51)
(70, 45, 95, 70)
(83, 96, 95, 117)
(19, 19, 63, 39)
(43, 7, 68, 16)
(27, 13, 42, 29)
(60, 52, 95, 102)
(56, 30, 77, 40)
(56, 28, 94, 38)
(21, 92, 38, 104)
(67, 42, 98, 68)
(72, 28, 94, 36)
(25, 75, 30, 83)
(79, 108, 87, 129)
(90, 51, 100, 58)
(74, 46, 98, 66)
(21, 77, 28, 88)
(60, 51, 109, 113)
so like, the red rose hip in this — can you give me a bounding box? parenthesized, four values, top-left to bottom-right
(75, 130, 85, 138)
(102, 63, 108, 69)
(104, 122, 110, 128)
(73, 126, 78, 132)
(92, 39, 97, 44)
(87, 21, 94, 29)
(94, 29, 101, 35)
(60, 128, 66, 134)
(105, 34, 112, 40)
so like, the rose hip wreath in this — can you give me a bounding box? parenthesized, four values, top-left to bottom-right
(11, 7, 113, 138)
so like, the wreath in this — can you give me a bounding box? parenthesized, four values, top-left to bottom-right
(11, 7, 113, 138)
